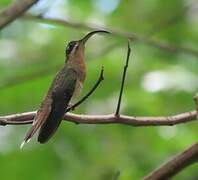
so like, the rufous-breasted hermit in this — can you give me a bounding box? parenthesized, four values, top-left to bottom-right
(21, 30, 109, 148)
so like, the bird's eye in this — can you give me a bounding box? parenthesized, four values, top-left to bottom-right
(66, 41, 76, 55)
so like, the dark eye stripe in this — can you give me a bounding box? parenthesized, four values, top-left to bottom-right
(66, 41, 77, 55)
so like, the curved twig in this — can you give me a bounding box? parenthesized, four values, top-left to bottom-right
(66, 67, 104, 112)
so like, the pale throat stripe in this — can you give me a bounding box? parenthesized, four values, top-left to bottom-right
(71, 43, 79, 54)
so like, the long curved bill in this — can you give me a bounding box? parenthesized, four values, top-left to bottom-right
(80, 30, 110, 44)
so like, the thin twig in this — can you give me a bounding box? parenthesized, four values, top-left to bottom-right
(144, 143, 198, 180)
(0, 110, 196, 126)
(0, 0, 39, 30)
(66, 66, 104, 112)
(22, 14, 198, 57)
(115, 41, 131, 116)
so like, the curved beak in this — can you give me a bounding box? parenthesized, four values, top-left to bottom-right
(80, 30, 110, 44)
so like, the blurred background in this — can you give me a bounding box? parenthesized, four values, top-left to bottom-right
(0, 0, 198, 179)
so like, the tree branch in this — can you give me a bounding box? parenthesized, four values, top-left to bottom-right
(0, 110, 196, 126)
(0, 0, 39, 30)
(22, 14, 198, 57)
(144, 143, 198, 180)
(115, 40, 131, 116)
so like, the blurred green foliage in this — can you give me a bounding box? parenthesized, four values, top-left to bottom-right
(0, 0, 197, 179)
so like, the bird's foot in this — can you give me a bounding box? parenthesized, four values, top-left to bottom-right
(67, 103, 75, 111)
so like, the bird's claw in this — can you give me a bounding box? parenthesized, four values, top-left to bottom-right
(67, 103, 75, 111)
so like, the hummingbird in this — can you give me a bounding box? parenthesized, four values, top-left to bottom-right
(21, 30, 109, 148)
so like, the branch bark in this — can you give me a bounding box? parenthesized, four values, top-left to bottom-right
(0, 0, 39, 30)
(0, 110, 196, 126)
(23, 14, 198, 57)
(144, 143, 198, 180)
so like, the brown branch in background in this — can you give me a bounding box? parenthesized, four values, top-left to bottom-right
(0, 0, 39, 30)
(115, 40, 131, 116)
(144, 143, 198, 180)
(66, 67, 104, 112)
(22, 14, 198, 57)
(0, 110, 196, 126)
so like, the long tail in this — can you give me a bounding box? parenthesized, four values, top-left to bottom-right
(20, 120, 42, 149)
(37, 115, 62, 143)
(20, 103, 52, 149)
(37, 99, 67, 143)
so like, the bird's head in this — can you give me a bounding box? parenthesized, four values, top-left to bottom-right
(65, 30, 109, 62)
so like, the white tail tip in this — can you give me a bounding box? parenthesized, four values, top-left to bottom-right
(20, 141, 26, 149)
(20, 138, 31, 149)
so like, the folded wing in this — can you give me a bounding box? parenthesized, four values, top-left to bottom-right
(38, 68, 77, 143)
